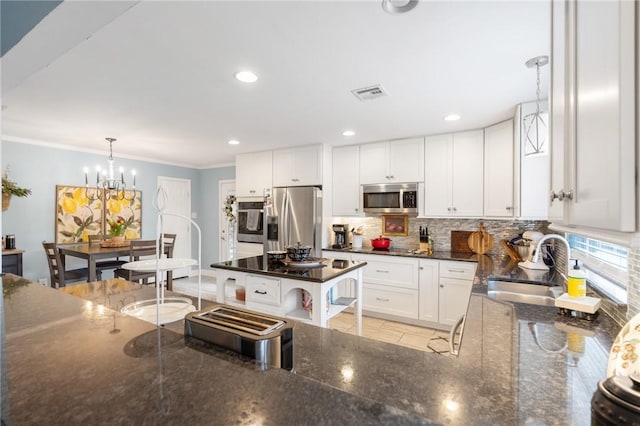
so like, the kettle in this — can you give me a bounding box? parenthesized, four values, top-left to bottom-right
(5, 234, 16, 250)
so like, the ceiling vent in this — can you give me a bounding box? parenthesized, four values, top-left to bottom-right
(351, 84, 387, 101)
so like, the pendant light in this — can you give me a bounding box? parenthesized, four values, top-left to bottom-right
(523, 56, 549, 156)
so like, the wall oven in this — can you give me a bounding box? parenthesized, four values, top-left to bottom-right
(237, 201, 264, 243)
(362, 183, 418, 215)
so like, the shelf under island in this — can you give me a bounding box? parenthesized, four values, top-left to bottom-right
(210, 255, 365, 334)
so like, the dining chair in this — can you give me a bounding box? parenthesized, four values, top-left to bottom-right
(114, 239, 158, 285)
(160, 233, 177, 291)
(88, 234, 127, 278)
(42, 242, 92, 288)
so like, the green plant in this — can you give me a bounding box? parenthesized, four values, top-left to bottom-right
(2, 174, 31, 198)
(107, 216, 126, 236)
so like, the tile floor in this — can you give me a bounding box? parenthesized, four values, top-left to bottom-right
(172, 275, 451, 355)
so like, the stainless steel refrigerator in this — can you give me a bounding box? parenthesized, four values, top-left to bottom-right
(264, 186, 322, 258)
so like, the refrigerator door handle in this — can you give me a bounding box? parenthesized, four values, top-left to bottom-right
(282, 190, 290, 248)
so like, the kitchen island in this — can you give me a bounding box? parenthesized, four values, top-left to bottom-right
(211, 255, 365, 334)
(3, 267, 620, 425)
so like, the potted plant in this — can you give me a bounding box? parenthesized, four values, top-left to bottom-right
(2, 173, 31, 212)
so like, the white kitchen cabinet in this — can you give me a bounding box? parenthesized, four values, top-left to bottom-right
(438, 261, 475, 326)
(332, 145, 361, 216)
(273, 144, 323, 187)
(359, 138, 424, 184)
(425, 131, 484, 217)
(246, 275, 281, 307)
(484, 120, 515, 218)
(350, 254, 418, 290)
(550, 0, 636, 232)
(351, 253, 420, 320)
(322, 251, 352, 298)
(418, 259, 439, 323)
(236, 151, 273, 198)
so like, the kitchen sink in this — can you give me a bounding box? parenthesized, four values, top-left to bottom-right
(487, 279, 564, 307)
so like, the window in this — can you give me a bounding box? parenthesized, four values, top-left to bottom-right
(567, 233, 628, 304)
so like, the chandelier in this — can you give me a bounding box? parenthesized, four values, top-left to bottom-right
(84, 137, 136, 201)
(523, 56, 549, 156)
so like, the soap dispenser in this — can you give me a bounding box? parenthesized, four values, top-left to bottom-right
(567, 259, 586, 298)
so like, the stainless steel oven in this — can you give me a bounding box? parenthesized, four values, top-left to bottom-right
(237, 201, 264, 243)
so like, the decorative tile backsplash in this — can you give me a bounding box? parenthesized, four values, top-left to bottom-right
(333, 216, 549, 257)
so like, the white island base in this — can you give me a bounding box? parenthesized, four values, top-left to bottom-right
(213, 265, 363, 335)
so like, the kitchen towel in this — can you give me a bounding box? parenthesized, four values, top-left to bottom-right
(247, 210, 260, 231)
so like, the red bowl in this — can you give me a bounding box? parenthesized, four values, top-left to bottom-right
(371, 236, 391, 249)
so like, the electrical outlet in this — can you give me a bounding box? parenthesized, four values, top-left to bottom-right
(38, 278, 48, 286)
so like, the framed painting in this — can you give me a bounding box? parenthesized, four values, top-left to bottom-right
(382, 215, 408, 236)
(55, 185, 103, 243)
(103, 190, 142, 239)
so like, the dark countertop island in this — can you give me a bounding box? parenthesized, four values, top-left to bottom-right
(2, 260, 620, 425)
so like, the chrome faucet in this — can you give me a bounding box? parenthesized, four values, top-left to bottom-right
(532, 234, 571, 278)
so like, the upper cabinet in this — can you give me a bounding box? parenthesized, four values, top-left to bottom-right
(359, 138, 424, 184)
(236, 150, 273, 198)
(550, 0, 636, 232)
(425, 131, 484, 217)
(484, 119, 515, 218)
(332, 145, 361, 216)
(273, 145, 323, 187)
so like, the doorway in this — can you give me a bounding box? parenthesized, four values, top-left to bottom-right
(219, 180, 235, 261)
(157, 176, 192, 278)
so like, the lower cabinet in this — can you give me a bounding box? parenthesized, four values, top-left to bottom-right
(363, 284, 419, 319)
(329, 251, 476, 328)
(246, 275, 281, 307)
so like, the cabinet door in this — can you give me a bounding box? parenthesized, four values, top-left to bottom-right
(236, 151, 272, 197)
(332, 145, 361, 216)
(451, 130, 484, 217)
(272, 149, 295, 187)
(566, 0, 636, 231)
(389, 138, 425, 183)
(418, 259, 439, 323)
(292, 145, 322, 186)
(549, 0, 568, 223)
(424, 134, 453, 216)
(484, 120, 514, 217)
(359, 142, 389, 184)
(351, 254, 418, 290)
(438, 277, 472, 326)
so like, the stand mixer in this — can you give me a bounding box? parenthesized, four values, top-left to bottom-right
(518, 231, 549, 271)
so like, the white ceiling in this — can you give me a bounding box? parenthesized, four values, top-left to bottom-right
(1, 0, 550, 169)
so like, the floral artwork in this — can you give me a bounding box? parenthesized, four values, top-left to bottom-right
(55, 186, 103, 243)
(55, 186, 142, 243)
(104, 190, 142, 240)
(382, 215, 408, 236)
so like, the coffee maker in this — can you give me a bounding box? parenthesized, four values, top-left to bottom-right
(332, 224, 349, 249)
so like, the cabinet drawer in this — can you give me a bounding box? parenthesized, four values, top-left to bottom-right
(439, 261, 476, 281)
(351, 255, 418, 289)
(363, 284, 418, 319)
(246, 275, 281, 306)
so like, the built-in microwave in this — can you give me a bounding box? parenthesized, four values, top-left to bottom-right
(362, 183, 418, 215)
(237, 201, 264, 243)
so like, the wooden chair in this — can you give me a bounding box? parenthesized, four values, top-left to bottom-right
(88, 234, 127, 277)
(42, 242, 91, 288)
(160, 233, 176, 290)
(114, 239, 158, 284)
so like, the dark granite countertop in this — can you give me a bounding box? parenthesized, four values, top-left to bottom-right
(324, 246, 480, 263)
(210, 255, 366, 282)
(3, 266, 621, 425)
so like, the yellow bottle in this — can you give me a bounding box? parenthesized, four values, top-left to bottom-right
(567, 259, 586, 298)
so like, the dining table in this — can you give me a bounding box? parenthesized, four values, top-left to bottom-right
(57, 242, 175, 289)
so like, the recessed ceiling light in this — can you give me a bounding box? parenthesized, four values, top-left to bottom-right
(342, 130, 356, 136)
(227, 140, 240, 145)
(444, 114, 461, 121)
(382, 0, 418, 14)
(234, 71, 258, 83)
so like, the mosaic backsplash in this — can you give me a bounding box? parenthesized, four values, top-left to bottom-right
(332, 216, 549, 257)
